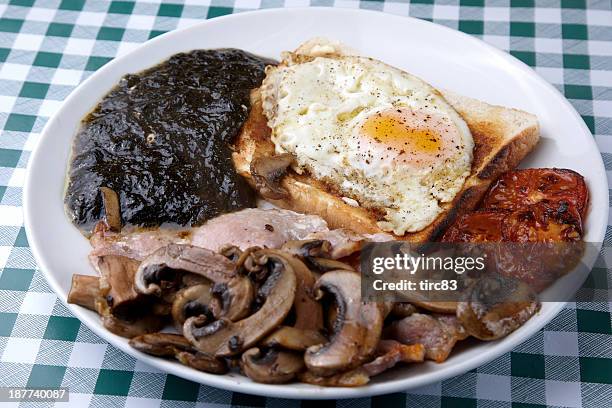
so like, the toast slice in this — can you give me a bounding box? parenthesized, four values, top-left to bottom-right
(232, 47, 540, 242)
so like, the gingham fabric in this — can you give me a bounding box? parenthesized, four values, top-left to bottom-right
(0, 0, 610, 407)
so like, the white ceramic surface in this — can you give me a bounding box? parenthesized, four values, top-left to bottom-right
(23, 8, 608, 400)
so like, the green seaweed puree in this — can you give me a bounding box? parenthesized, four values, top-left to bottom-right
(64, 49, 274, 232)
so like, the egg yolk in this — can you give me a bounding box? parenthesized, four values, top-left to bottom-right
(359, 107, 460, 167)
(362, 112, 441, 154)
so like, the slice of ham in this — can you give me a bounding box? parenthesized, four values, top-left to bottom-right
(361, 340, 425, 377)
(90, 208, 330, 262)
(384, 313, 468, 363)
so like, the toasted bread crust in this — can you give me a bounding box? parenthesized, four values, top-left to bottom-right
(233, 88, 539, 242)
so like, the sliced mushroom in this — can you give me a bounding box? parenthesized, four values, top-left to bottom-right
(280, 250, 324, 331)
(260, 326, 326, 351)
(328, 242, 361, 260)
(380, 301, 394, 319)
(135, 244, 234, 296)
(325, 300, 339, 333)
(283, 239, 356, 284)
(304, 270, 383, 376)
(130, 333, 227, 374)
(68, 274, 100, 311)
(281, 240, 331, 259)
(129, 332, 192, 356)
(98, 305, 166, 338)
(68, 269, 164, 338)
(390, 302, 418, 318)
(94, 255, 143, 319)
(298, 369, 369, 387)
(100, 187, 121, 232)
(181, 273, 211, 287)
(410, 301, 457, 314)
(305, 229, 366, 259)
(184, 249, 296, 356)
(255, 251, 324, 351)
(176, 351, 228, 374)
(383, 313, 466, 363)
(135, 244, 253, 321)
(457, 276, 540, 340)
(250, 153, 293, 200)
(100, 316, 161, 338)
(235, 247, 266, 280)
(209, 277, 255, 321)
(171, 284, 214, 329)
(299, 341, 424, 387)
(241, 348, 304, 384)
(219, 245, 242, 262)
(306, 257, 355, 273)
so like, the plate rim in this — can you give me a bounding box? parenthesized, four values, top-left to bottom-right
(23, 7, 606, 400)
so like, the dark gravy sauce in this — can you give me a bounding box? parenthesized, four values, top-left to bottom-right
(65, 49, 273, 232)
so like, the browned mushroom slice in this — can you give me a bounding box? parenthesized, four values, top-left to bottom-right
(409, 301, 457, 314)
(181, 273, 210, 287)
(235, 246, 266, 280)
(300, 340, 426, 387)
(281, 240, 332, 259)
(93, 255, 143, 318)
(298, 370, 370, 387)
(209, 277, 255, 322)
(260, 326, 326, 351)
(257, 252, 325, 351)
(171, 284, 214, 329)
(219, 245, 243, 262)
(390, 302, 418, 318)
(305, 257, 355, 273)
(183, 250, 296, 356)
(305, 229, 366, 259)
(175, 351, 228, 374)
(457, 276, 540, 341)
(130, 333, 227, 374)
(280, 250, 324, 331)
(99, 308, 166, 338)
(135, 244, 253, 322)
(241, 348, 304, 384)
(129, 332, 192, 356)
(68, 271, 164, 338)
(384, 313, 466, 363)
(281, 240, 355, 272)
(68, 274, 100, 311)
(100, 187, 122, 232)
(135, 244, 234, 296)
(304, 270, 383, 376)
(250, 153, 293, 200)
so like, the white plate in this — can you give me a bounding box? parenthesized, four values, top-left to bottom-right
(24, 8, 607, 400)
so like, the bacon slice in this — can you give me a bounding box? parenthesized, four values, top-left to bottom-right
(383, 313, 467, 363)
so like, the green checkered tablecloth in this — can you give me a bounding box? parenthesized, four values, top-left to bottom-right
(0, 0, 610, 406)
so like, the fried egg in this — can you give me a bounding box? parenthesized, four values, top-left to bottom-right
(261, 53, 474, 235)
